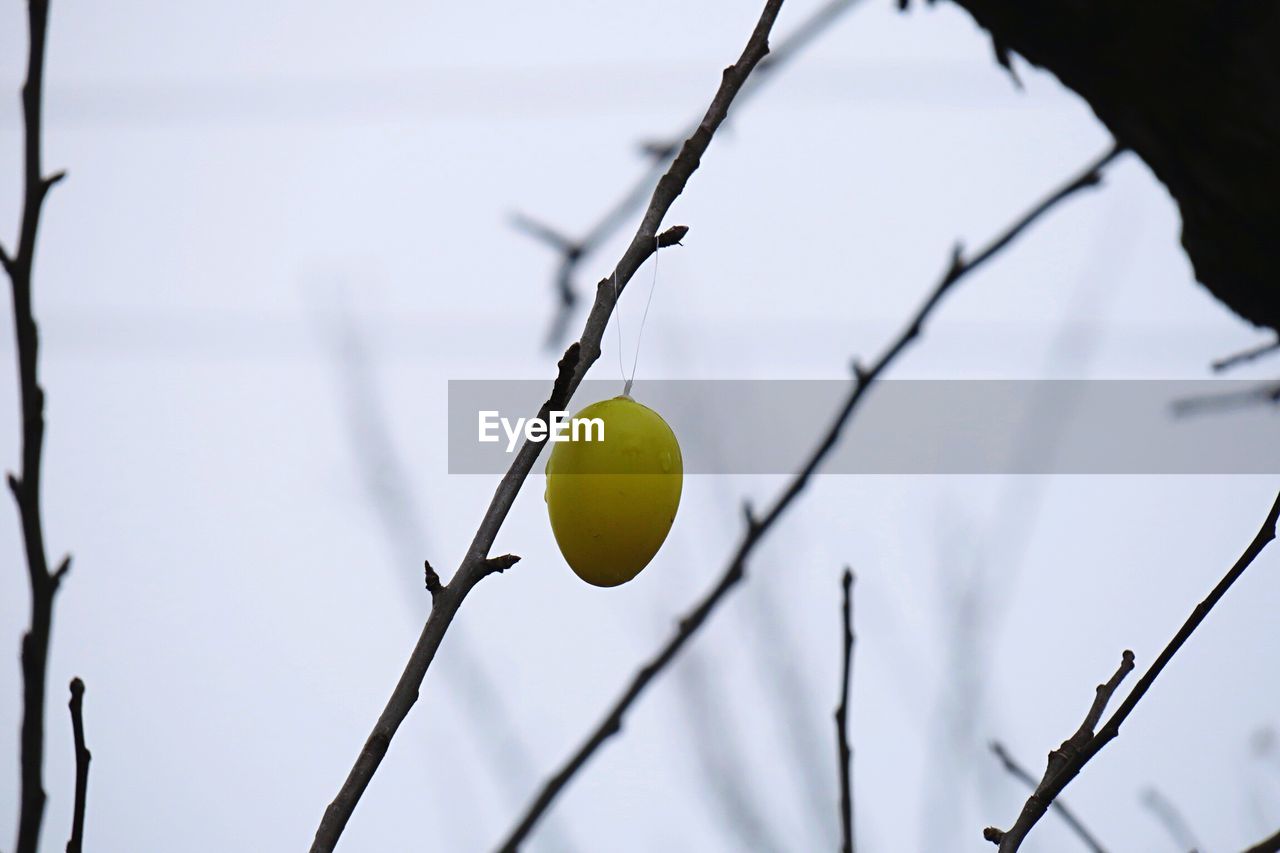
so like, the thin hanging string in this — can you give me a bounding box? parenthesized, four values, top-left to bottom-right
(624, 235, 661, 397)
(610, 235, 663, 398)
(611, 267, 627, 389)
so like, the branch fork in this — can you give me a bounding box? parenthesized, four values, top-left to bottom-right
(987, 493, 1280, 851)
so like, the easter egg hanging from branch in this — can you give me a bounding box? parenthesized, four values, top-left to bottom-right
(545, 395, 682, 587)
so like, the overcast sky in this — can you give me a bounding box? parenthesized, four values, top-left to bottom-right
(2, 2, 1278, 851)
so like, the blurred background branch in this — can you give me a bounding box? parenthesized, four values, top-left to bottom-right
(1140, 786, 1202, 853)
(988, 741, 1107, 852)
(314, 296, 579, 850)
(513, 0, 866, 348)
(1212, 337, 1280, 374)
(670, 649, 788, 852)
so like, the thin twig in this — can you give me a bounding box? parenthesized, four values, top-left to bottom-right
(986, 491, 1280, 851)
(1212, 336, 1280, 373)
(3, 4, 72, 852)
(496, 143, 1120, 851)
(989, 742, 1107, 852)
(1140, 787, 1201, 853)
(1170, 382, 1280, 417)
(835, 568, 856, 853)
(309, 5, 787, 849)
(66, 679, 90, 853)
(518, 0, 866, 347)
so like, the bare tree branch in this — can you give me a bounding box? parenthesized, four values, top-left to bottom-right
(3, 4, 74, 852)
(989, 742, 1107, 852)
(985, 491, 1280, 851)
(835, 568, 856, 853)
(1140, 787, 1201, 853)
(65, 679, 90, 853)
(309, 4, 788, 848)
(518, 0, 866, 347)
(495, 143, 1120, 851)
(984, 652, 1135, 850)
(1212, 336, 1280, 373)
(1170, 382, 1280, 418)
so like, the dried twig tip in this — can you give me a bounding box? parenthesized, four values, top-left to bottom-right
(423, 560, 443, 597)
(656, 225, 689, 248)
(53, 555, 72, 584)
(484, 554, 522, 575)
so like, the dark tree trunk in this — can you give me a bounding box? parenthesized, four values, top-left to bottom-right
(946, 0, 1280, 332)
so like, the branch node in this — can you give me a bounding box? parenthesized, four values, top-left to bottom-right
(52, 554, 72, 585)
(656, 225, 689, 248)
(947, 242, 966, 278)
(991, 37, 1023, 89)
(423, 560, 443, 598)
(851, 360, 870, 385)
(484, 554, 521, 576)
(546, 342, 582, 413)
(983, 827, 1005, 844)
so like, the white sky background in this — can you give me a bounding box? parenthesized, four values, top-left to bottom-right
(2, 1, 1279, 851)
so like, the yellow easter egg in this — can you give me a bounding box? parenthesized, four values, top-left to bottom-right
(545, 395, 683, 587)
